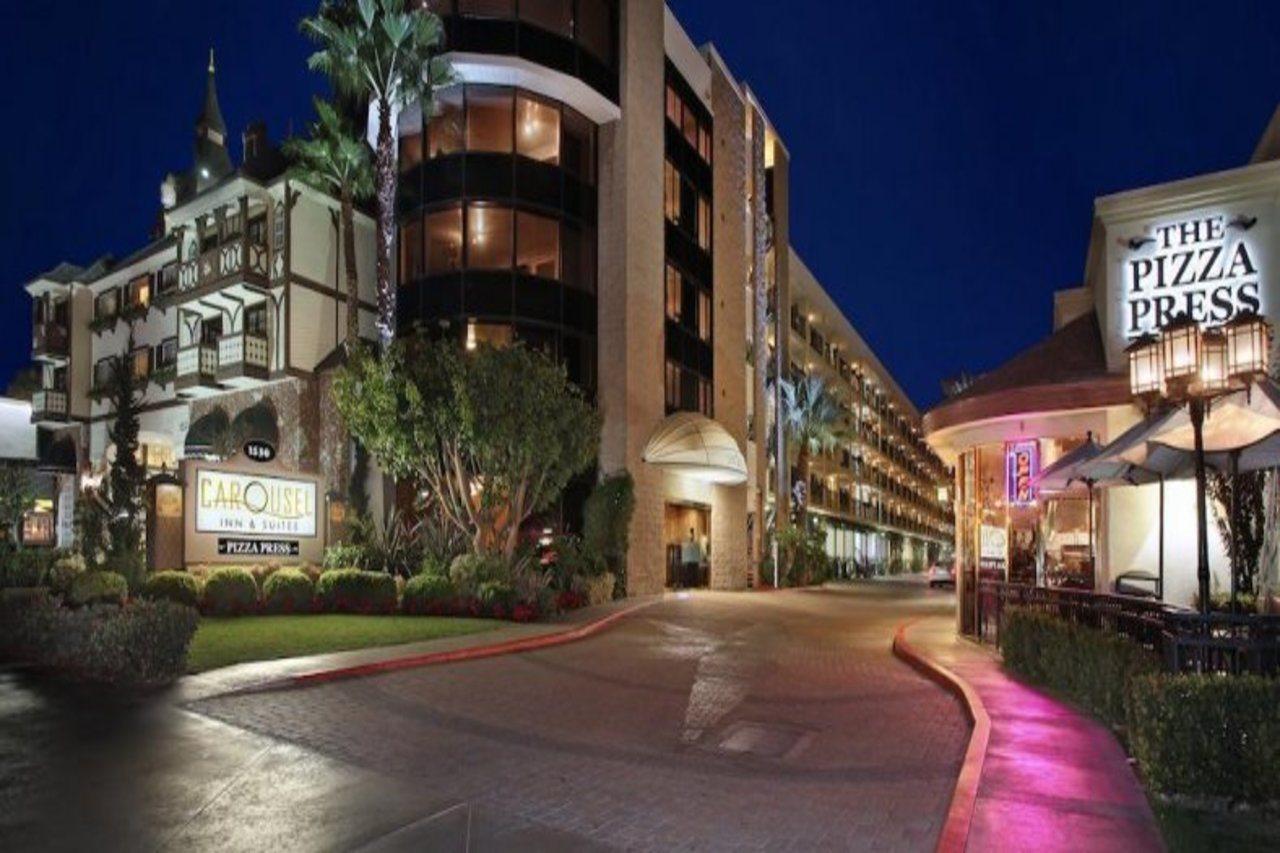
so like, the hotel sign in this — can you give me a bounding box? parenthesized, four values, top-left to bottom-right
(1005, 441, 1039, 507)
(1125, 213, 1263, 339)
(195, 468, 317, 538)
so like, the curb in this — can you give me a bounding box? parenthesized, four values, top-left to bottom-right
(233, 598, 660, 695)
(892, 619, 990, 853)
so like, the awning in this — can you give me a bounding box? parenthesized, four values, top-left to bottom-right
(1034, 433, 1103, 494)
(184, 406, 230, 458)
(642, 412, 747, 485)
(229, 399, 280, 450)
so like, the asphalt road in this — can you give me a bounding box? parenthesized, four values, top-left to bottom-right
(1, 581, 966, 852)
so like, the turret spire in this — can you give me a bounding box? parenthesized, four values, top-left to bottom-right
(193, 50, 232, 189)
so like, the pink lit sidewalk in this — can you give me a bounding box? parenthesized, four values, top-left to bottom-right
(901, 616, 1164, 853)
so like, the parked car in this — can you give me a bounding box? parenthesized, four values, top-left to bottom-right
(927, 559, 956, 588)
(1113, 570, 1160, 600)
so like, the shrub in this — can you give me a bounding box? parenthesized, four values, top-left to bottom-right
(142, 571, 201, 607)
(48, 553, 86, 595)
(201, 567, 259, 616)
(315, 569, 397, 614)
(477, 580, 516, 618)
(586, 572, 616, 607)
(68, 571, 128, 607)
(402, 573, 456, 615)
(323, 542, 368, 571)
(418, 551, 451, 579)
(103, 551, 146, 594)
(0, 596, 197, 684)
(544, 535, 605, 593)
(2, 548, 53, 588)
(1000, 608, 1159, 727)
(262, 568, 315, 614)
(448, 552, 509, 596)
(583, 471, 635, 578)
(1126, 674, 1280, 804)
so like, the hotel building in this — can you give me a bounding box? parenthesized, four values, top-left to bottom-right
(20, 1, 951, 586)
(925, 106, 1280, 628)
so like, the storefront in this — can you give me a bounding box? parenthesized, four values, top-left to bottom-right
(926, 129, 1280, 629)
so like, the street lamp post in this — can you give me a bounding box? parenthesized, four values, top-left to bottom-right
(1126, 311, 1272, 615)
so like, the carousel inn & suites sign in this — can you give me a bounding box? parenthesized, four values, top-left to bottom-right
(1125, 213, 1263, 339)
(182, 463, 325, 564)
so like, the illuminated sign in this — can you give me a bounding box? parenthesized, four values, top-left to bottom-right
(195, 469, 317, 537)
(218, 538, 301, 557)
(243, 440, 276, 463)
(1125, 213, 1263, 339)
(1005, 441, 1039, 507)
(979, 524, 1008, 569)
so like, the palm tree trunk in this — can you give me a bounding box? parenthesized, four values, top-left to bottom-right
(750, 109, 769, 582)
(795, 446, 810, 530)
(340, 190, 359, 346)
(374, 96, 397, 351)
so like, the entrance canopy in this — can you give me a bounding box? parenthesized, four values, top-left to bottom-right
(642, 412, 747, 485)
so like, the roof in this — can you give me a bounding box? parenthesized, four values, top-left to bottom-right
(35, 262, 85, 285)
(83, 235, 177, 284)
(197, 50, 227, 136)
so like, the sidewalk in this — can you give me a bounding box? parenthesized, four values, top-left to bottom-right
(179, 595, 661, 703)
(901, 616, 1164, 853)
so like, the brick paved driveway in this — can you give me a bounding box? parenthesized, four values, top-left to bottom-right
(188, 583, 967, 851)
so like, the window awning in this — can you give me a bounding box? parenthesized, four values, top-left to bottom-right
(184, 406, 230, 459)
(642, 412, 747, 485)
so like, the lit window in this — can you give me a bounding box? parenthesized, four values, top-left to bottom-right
(131, 347, 151, 380)
(697, 290, 711, 341)
(698, 124, 712, 163)
(516, 93, 559, 164)
(665, 265, 681, 321)
(427, 88, 464, 157)
(426, 206, 463, 274)
(665, 360, 680, 409)
(516, 211, 560, 279)
(666, 84, 681, 126)
(697, 196, 711, 250)
(682, 105, 699, 150)
(466, 320, 514, 350)
(129, 274, 151, 308)
(95, 289, 119, 320)
(664, 161, 679, 222)
(466, 87, 514, 153)
(467, 205, 513, 269)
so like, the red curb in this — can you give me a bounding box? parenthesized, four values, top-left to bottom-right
(892, 619, 990, 853)
(245, 599, 661, 693)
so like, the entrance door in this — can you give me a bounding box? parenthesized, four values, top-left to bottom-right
(665, 502, 710, 588)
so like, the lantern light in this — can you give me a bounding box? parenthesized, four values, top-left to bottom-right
(1160, 313, 1201, 384)
(1225, 310, 1270, 379)
(1198, 329, 1230, 394)
(1126, 333, 1163, 397)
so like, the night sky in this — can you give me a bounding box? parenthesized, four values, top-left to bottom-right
(4, 2, 1280, 410)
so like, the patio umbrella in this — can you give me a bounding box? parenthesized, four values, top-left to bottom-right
(1034, 433, 1105, 571)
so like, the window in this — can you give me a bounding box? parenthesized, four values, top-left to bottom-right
(156, 337, 178, 369)
(663, 161, 679, 222)
(519, 0, 571, 36)
(128, 274, 151, 308)
(95, 289, 119, 320)
(561, 222, 595, 291)
(665, 360, 679, 410)
(466, 87, 513, 153)
(245, 305, 268, 337)
(399, 218, 425, 281)
(467, 205, 513, 269)
(666, 85, 681, 126)
(515, 211, 559, 279)
(697, 196, 711, 250)
(577, 0, 613, 64)
(516, 93, 559, 164)
(561, 107, 595, 183)
(681, 104, 698, 149)
(465, 321, 514, 350)
(426, 207, 464, 273)
(698, 376, 713, 416)
(427, 88, 464, 157)
(131, 347, 151, 380)
(200, 317, 222, 347)
(399, 131, 423, 172)
(665, 265, 681, 321)
(697, 290, 711, 341)
(93, 358, 114, 389)
(247, 215, 267, 247)
(698, 124, 712, 163)
(458, 0, 513, 16)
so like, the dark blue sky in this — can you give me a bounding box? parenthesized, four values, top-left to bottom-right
(4, 2, 1280, 409)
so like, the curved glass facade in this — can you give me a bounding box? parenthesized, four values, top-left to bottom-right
(397, 84, 598, 390)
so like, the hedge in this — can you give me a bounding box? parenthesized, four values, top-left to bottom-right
(1127, 674, 1280, 804)
(1000, 607, 1158, 727)
(48, 554, 86, 595)
(315, 569, 397, 614)
(142, 571, 202, 608)
(0, 549, 54, 589)
(0, 596, 198, 684)
(262, 568, 315, 614)
(68, 571, 129, 608)
(202, 567, 259, 616)
(402, 573, 456, 615)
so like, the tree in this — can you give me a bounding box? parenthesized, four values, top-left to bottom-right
(333, 338, 601, 556)
(302, 0, 453, 350)
(284, 97, 374, 347)
(1211, 469, 1267, 597)
(777, 374, 849, 530)
(0, 463, 35, 548)
(583, 470, 635, 579)
(104, 338, 146, 558)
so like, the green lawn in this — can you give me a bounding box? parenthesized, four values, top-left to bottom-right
(187, 615, 502, 673)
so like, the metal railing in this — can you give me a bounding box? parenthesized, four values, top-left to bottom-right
(31, 389, 67, 420)
(977, 580, 1280, 675)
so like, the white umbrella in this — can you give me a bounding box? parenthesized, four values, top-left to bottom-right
(1034, 433, 1106, 571)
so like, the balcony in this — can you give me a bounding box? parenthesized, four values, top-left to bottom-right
(166, 238, 269, 304)
(31, 389, 68, 424)
(32, 322, 68, 361)
(216, 332, 270, 386)
(175, 344, 219, 395)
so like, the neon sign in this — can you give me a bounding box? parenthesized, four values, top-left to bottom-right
(1005, 441, 1039, 507)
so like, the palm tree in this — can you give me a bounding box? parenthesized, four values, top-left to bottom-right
(302, 0, 452, 350)
(778, 373, 850, 530)
(284, 98, 374, 347)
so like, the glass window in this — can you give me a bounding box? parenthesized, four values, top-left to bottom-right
(519, 0, 571, 37)
(697, 196, 711, 250)
(131, 347, 150, 380)
(399, 218, 425, 281)
(663, 161, 679, 222)
(516, 211, 559, 279)
(561, 107, 595, 184)
(682, 106, 699, 149)
(200, 317, 222, 346)
(156, 337, 178, 368)
(467, 205, 513, 269)
(516, 94, 560, 164)
(577, 0, 613, 64)
(561, 222, 595, 292)
(95, 289, 118, 319)
(665, 360, 679, 410)
(697, 289, 711, 341)
(129, 274, 151, 308)
(466, 320, 514, 350)
(666, 85, 681, 126)
(466, 87, 513, 153)
(245, 305, 268, 337)
(698, 376, 712, 416)
(399, 131, 423, 172)
(698, 123, 712, 163)
(428, 88, 464, 157)
(458, 0, 513, 16)
(426, 206, 464, 274)
(665, 265, 681, 321)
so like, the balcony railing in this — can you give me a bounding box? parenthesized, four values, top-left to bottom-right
(176, 344, 219, 390)
(174, 238, 269, 295)
(217, 332, 270, 381)
(32, 322, 68, 359)
(31, 389, 68, 422)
